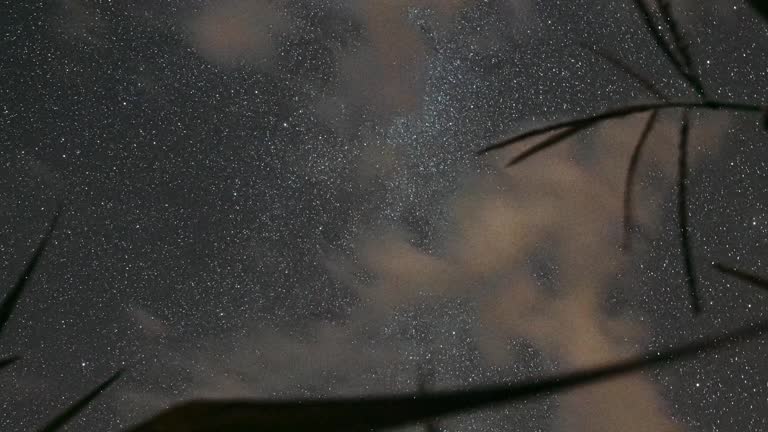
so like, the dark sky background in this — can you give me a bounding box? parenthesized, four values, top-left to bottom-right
(1, 0, 768, 431)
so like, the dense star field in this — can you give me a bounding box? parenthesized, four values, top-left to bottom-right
(1, 1, 767, 431)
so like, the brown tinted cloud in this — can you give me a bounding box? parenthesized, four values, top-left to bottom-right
(121, 1, 733, 430)
(345, 110, 730, 431)
(185, 0, 288, 67)
(122, 110, 730, 431)
(183, 0, 491, 119)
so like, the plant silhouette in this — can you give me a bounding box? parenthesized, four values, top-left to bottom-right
(3, 1, 768, 430)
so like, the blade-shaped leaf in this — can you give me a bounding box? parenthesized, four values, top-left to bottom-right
(125, 318, 768, 432)
(579, 44, 665, 100)
(506, 121, 597, 166)
(749, 0, 768, 21)
(0, 355, 20, 371)
(417, 362, 440, 432)
(651, 0, 707, 98)
(476, 100, 761, 156)
(631, 1, 684, 76)
(623, 110, 659, 251)
(0, 204, 61, 340)
(713, 263, 768, 291)
(631, 0, 705, 97)
(677, 110, 701, 314)
(36, 369, 123, 432)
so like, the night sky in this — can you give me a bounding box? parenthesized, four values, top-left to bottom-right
(1, 0, 768, 431)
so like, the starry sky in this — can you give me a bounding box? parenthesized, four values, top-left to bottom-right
(1, 0, 768, 431)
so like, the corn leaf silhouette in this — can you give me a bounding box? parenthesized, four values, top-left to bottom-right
(631, 0, 706, 97)
(676, 110, 701, 313)
(506, 120, 598, 166)
(417, 362, 441, 432)
(623, 110, 659, 251)
(0, 355, 20, 371)
(579, 44, 665, 100)
(651, 0, 707, 97)
(713, 263, 768, 291)
(749, 0, 768, 21)
(36, 369, 123, 432)
(476, 100, 761, 157)
(0, 204, 61, 340)
(125, 318, 768, 432)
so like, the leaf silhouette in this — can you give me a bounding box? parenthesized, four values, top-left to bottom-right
(476, 100, 761, 156)
(631, 0, 706, 97)
(36, 369, 123, 432)
(749, 0, 768, 21)
(125, 318, 768, 432)
(676, 110, 701, 314)
(0, 355, 20, 371)
(417, 362, 441, 432)
(506, 121, 598, 166)
(579, 44, 665, 100)
(0, 204, 61, 340)
(623, 110, 659, 251)
(651, 0, 707, 98)
(713, 263, 768, 292)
